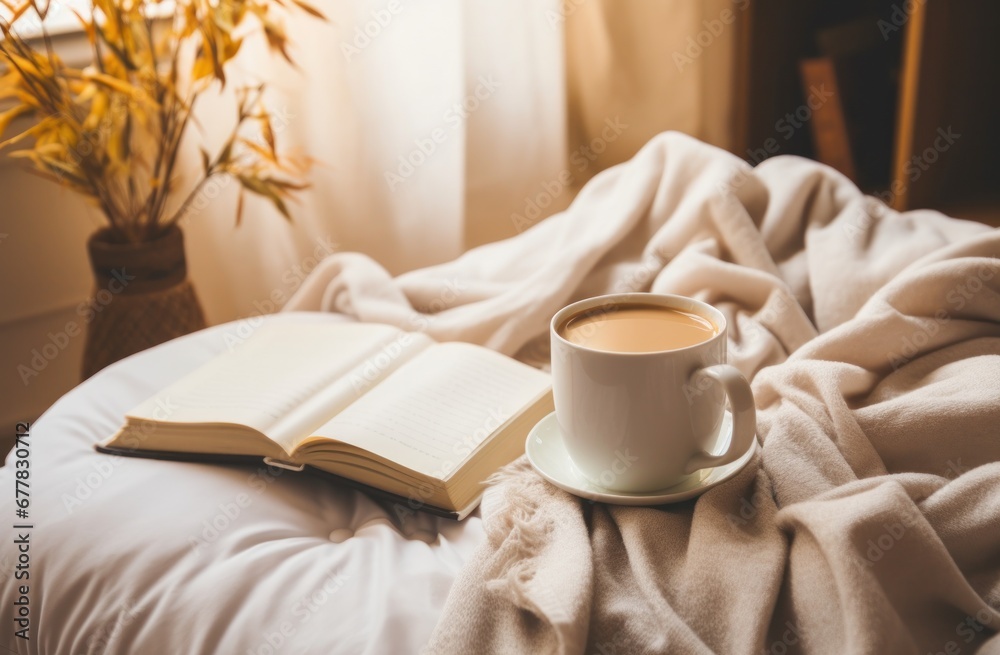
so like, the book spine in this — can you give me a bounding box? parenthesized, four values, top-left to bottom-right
(262, 457, 305, 472)
(799, 57, 858, 182)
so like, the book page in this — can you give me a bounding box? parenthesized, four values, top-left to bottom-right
(126, 322, 406, 445)
(311, 342, 551, 479)
(268, 330, 435, 450)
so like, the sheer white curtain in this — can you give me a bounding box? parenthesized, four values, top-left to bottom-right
(181, 0, 567, 324)
(565, 0, 740, 184)
(178, 0, 739, 325)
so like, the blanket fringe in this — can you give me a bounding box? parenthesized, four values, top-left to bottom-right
(482, 459, 556, 613)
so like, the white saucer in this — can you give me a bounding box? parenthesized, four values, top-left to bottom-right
(525, 411, 758, 505)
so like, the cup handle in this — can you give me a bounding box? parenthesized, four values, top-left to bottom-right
(683, 364, 757, 474)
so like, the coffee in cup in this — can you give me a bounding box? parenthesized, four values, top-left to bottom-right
(558, 303, 719, 353)
(550, 293, 756, 493)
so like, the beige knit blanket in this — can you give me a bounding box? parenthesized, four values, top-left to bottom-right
(287, 133, 1000, 654)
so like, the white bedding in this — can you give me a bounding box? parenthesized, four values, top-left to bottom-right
(0, 312, 485, 654)
(10, 129, 995, 654)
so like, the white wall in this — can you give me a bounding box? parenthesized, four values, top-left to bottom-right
(0, 33, 97, 450)
(0, 160, 97, 445)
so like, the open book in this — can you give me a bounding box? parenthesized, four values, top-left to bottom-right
(98, 321, 553, 519)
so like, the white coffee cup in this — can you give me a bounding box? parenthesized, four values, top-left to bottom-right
(550, 292, 756, 493)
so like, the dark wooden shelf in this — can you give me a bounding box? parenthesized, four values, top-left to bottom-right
(939, 192, 1000, 228)
(733, 0, 1000, 224)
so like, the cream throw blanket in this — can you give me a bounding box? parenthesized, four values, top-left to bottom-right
(286, 133, 1000, 654)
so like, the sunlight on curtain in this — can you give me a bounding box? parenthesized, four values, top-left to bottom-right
(175, 0, 737, 325)
(565, 0, 739, 185)
(181, 0, 566, 324)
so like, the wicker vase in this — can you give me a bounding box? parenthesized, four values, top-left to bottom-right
(82, 225, 206, 379)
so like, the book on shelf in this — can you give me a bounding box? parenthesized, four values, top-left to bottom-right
(97, 321, 553, 520)
(799, 56, 858, 183)
(800, 16, 896, 189)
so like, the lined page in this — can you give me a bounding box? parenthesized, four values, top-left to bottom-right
(127, 322, 403, 439)
(314, 343, 551, 478)
(272, 331, 435, 451)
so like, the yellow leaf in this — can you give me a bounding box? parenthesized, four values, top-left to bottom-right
(69, 8, 97, 45)
(237, 173, 292, 220)
(57, 122, 78, 146)
(261, 20, 292, 63)
(107, 128, 123, 166)
(14, 115, 57, 140)
(239, 137, 273, 161)
(235, 189, 244, 225)
(29, 0, 48, 21)
(10, 141, 63, 158)
(179, 3, 198, 38)
(0, 124, 35, 150)
(260, 112, 276, 156)
(192, 54, 215, 81)
(4, 53, 43, 78)
(20, 153, 88, 185)
(264, 176, 309, 192)
(0, 82, 28, 102)
(7, 0, 31, 23)
(85, 72, 136, 96)
(0, 104, 31, 137)
(75, 82, 97, 103)
(291, 0, 326, 20)
(83, 92, 108, 131)
(224, 36, 243, 61)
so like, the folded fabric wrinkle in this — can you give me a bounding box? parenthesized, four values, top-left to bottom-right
(287, 131, 1000, 654)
